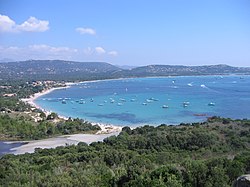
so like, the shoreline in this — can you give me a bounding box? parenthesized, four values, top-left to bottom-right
(5, 132, 119, 155)
(21, 85, 70, 117)
(21, 82, 123, 134)
(21, 74, 248, 135)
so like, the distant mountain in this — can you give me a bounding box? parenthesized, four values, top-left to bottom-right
(115, 65, 138, 70)
(0, 60, 121, 81)
(116, 64, 250, 77)
(0, 60, 249, 81)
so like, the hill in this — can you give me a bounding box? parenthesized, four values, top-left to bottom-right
(0, 117, 249, 186)
(0, 60, 121, 81)
(116, 64, 250, 77)
(0, 60, 250, 81)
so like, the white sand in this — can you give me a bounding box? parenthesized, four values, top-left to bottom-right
(15, 83, 123, 155)
(21, 85, 70, 116)
(21, 83, 123, 133)
(9, 132, 119, 155)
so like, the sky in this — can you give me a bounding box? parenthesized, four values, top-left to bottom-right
(0, 0, 250, 67)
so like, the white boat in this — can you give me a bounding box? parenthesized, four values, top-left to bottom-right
(151, 98, 159, 101)
(142, 103, 147, 105)
(119, 98, 126, 102)
(162, 105, 168, 108)
(183, 102, 190, 107)
(208, 102, 215, 106)
(130, 99, 136, 102)
(62, 100, 66, 104)
(146, 99, 153, 103)
(117, 103, 123, 106)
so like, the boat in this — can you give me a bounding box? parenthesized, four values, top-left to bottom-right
(208, 102, 215, 106)
(183, 102, 190, 107)
(142, 103, 147, 105)
(98, 104, 104, 106)
(117, 103, 123, 106)
(146, 99, 153, 103)
(162, 105, 168, 108)
(150, 98, 159, 101)
(130, 99, 136, 102)
(90, 98, 94, 102)
(119, 98, 126, 102)
(62, 100, 66, 104)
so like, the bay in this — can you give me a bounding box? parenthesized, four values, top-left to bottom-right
(35, 75, 250, 126)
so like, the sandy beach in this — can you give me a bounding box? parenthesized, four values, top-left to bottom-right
(21, 82, 123, 133)
(21, 84, 71, 116)
(15, 82, 123, 155)
(7, 132, 119, 155)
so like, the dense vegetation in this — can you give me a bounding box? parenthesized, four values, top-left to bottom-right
(0, 115, 101, 140)
(1, 117, 249, 186)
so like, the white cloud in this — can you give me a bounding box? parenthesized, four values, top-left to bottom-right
(0, 45, 77, 60)
(0, 15, 16, 32)
(76, 27, 96, 35)
(95, 47, 106, 54)
(0, 14, 49, 33)
(29, 44, 77, 53)
(0, 45, 118, 61)
(17, 17, 49, 32)
(108, 51, 118, 56)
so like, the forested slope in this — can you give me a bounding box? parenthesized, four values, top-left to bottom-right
(1, 117, 249, 186)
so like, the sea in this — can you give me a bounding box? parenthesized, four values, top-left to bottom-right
(0, 141, 26, 157)
(35, 75, 250, 127)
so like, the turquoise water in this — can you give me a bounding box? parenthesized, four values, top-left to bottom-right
(35, 76, 250, 127)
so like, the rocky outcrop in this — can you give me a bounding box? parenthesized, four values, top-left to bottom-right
(233, 174, 250, 187)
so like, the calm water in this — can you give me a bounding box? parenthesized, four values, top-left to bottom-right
(0, 141, 25, 157)
(35, 76, 250, 127)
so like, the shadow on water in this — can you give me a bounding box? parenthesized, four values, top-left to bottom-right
(0, 141, 26, 157)
(85, 112, 147, 124)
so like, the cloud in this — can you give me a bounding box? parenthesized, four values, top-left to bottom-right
(108, 51, 118, 56)
(0, 45, 77, 60)
(0, 45, 118, 61)
(0, 15, 16, 32)
(76, 27, 96, 35)
(29, 44, 78, 53)
(17, 17, 49, 32)
(95, 47, 106, 54)
(0, 14, 49, 33)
